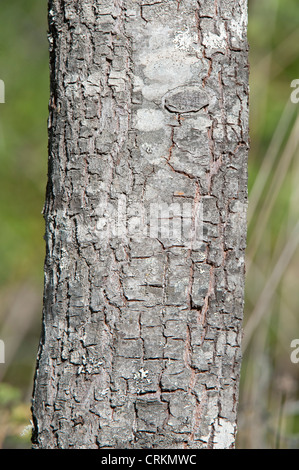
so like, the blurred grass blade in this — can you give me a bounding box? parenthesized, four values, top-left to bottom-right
(248, 100, 295, 225)
(244, 217, 299, 351)
(247, 114, 299, 271)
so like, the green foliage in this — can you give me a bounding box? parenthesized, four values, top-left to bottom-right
(0, 0, 48, 284)
(239, 0, 299, 449)
(0, 383, 32, 448)
(0, 383, 21, 406)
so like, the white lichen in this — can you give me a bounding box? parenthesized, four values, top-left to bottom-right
(20, 420, 33, 438)
(213, 418, 235, 449)
(173, 28, 199, 52)
(139, 368, 148, 379)
(202, 23, 227, 52)
(134, 109, 165, 132)
(77, 355, 103, 375)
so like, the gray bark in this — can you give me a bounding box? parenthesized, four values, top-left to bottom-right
(32, 0, 249, 449)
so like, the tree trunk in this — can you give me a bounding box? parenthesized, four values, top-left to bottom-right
(32, 0, 249, 449)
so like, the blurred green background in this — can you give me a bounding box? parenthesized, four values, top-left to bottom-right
(0, 0, 299, 449)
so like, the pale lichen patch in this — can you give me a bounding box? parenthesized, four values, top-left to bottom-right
(213, 419, 236, 449)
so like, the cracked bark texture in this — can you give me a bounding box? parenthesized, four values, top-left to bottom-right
(32, 0, 249, 449)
